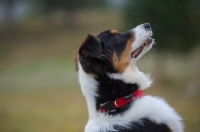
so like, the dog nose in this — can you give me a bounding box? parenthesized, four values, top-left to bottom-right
(143, 23, 151, 29)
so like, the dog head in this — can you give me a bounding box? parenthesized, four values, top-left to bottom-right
(76, 23, 154, 75)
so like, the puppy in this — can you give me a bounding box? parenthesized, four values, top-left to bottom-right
(75, 23, 183, 132)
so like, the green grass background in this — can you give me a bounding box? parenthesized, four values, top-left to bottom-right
(0, 9, 200, 132)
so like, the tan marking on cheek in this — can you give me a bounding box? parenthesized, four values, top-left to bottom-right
(111, 30, 118, 34)
(113, 36, 135, 73)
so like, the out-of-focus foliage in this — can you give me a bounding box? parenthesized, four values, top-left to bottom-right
(124, 0, 200, 53)
(35, 0, 106, 13)
(33, 0, 106, 28)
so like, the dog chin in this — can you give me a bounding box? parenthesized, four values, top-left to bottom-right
(130, 39, 154, 64)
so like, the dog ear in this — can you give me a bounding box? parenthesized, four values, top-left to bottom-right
(79, 35, 102, 57)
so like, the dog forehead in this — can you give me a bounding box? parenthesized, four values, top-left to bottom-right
(97, 30, 134, 56)
(97, 30, 113, 39)
(97, 30, 132, 40)
(97, 30, 117, 45)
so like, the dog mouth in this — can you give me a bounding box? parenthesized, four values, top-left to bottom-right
(131, 38, 153, 58)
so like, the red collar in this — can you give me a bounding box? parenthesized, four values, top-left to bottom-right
(99, 90, 143, 113)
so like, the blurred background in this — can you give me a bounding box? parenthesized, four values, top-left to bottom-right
(0, 0, 200, 132)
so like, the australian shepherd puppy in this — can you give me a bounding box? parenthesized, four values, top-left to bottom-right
(75, 23, 183, 132)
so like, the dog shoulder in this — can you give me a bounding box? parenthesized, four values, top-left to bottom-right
(125, 96, 184, 132)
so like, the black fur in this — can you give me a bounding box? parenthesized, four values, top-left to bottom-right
(95, 74, 139, 115)
(78, 30, 133, 75)
(97, 30, 133, 58)
(79, 35, 102, 57)
(110, 118, 171, 132)
(78, 30, 137, 115)
(79, 45, 114, 75)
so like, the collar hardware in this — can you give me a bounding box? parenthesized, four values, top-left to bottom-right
(99, 90, 143, 113)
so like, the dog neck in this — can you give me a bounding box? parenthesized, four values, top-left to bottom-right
(108, 65, 152, 90)
(78, 62, 152, 118)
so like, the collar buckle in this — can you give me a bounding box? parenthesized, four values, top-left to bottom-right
(99, 101, 116, 113)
